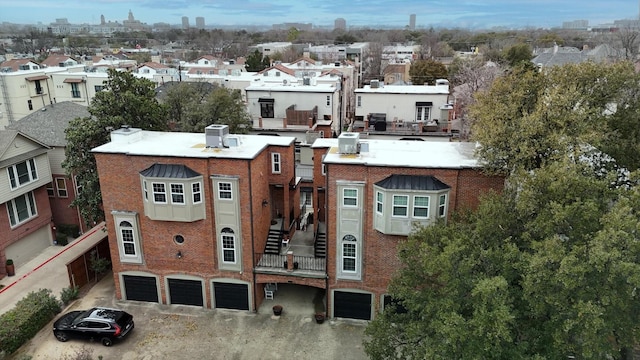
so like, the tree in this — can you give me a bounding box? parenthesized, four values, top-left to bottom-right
(63, 69, 168, 225)
(165, 84, 251, 134)
(502, 42, 533, 67)
(469, 61, 640, 174)
(364, 157, 640, 359)
(245, 49, 270, 72)
(409, 58, 448, 85)
(616, 26, 640, 61)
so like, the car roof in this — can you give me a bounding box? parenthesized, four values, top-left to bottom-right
(84, 307, 125, 321)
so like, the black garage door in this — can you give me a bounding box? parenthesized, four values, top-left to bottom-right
(123, 275, 158, 302)
(168, 279, 203, 306)
(213, 282, 249, 310)
(334, 291, 372, 320)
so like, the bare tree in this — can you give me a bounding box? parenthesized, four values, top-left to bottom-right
(616, 26, 640, 60)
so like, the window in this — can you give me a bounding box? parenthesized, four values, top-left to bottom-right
(8, 158, 38, 189)
(342, 235, 357, 272)
(143, 181, 148, 201)
(416, 105, 431, 121)
(321, 154, 326, 175)
(357, 95, 361, 107)
(28, 100, 33, 110)
(70, 83, 81, 98)
(376, 191, 383, 214)
(438, 194, 447, 217)
(152, 183, 167, 203)
(271, 153, 281, 174)
(74, 175, 82, 196)
(392, 195, 408, 217)
(221, 228, 236, 263)
(413, 196, 430, 218)
(119, 221, 137, 256)
(46, 183, 55, 197)
(170, 183, 185, 204)
(94, 85, 104, 92)
(55, 177, 68, 197)
(260, 101, 274, 118)
(276, 71, 281, 77)
(192, 182, 202, 204)
(7, 192, 37, 227)
(218, 182, 232, 200)
(326, 95, 331, 106)
(343, 188, 357, 207)
(34, 80, 43, 95)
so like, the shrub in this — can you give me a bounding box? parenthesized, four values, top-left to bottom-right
(56, 232, 68, 246)
(60, 286, 80, 306)
(57, 224, 81, 238)
(0, 289, 61, 354)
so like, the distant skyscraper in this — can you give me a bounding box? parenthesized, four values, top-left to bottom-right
(196, 17, 205, 29)
(409, 14, 416, 30)
(335, 18, 346, 30)
(100, 14, 105, 25)
(182, 16, 189, 29)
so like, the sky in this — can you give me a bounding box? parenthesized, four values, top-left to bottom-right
(0, 0, 637, 29)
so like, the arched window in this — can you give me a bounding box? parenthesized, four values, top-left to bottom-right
(119, 221, 136, 256)
(342, 234, 357, 272)
(221, 228, 236, 263)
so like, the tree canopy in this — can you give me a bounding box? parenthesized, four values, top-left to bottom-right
(63, 69, 169, 224)
(409, 59, 448, 85)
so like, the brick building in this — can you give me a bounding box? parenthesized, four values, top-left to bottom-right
(93, 127, 503, 319)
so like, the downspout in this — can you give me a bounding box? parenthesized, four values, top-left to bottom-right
(324, 164, 330, 318)
(45, 77, 52, 106)
(249, 160, 257, 313)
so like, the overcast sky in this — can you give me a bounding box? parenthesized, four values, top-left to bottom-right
(1, 0, 637, 29)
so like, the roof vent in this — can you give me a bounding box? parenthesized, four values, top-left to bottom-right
(338, 132, 360, 154)
(370, 79, 380, 88)
(205, 124, 230, 148)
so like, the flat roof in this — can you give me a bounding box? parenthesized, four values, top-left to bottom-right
(355, 85, 449, 95)
(92, 130, 295, 159)
(246, 82, 337, 93)
(312, 138, 480, 169)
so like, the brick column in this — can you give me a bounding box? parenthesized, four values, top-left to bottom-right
(286, 251, 294, 271)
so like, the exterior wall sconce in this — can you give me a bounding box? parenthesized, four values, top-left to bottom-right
(176, 251, 183, 259)
(262, 199, 269, 207)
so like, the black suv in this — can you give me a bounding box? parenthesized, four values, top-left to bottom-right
(53, 307, 134, 346)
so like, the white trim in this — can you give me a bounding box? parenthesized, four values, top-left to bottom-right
(342, 188, 358, 207)
(392, 194, 409, 218)
(413, 195, 430, 219)
(152, 182, 167, 204)
(6, 191, 38, 227)
(170, 183, 185, 205)
(218, 182, 233, 200)
(55, 177, 68, 198)
(271, 152, 281, 174)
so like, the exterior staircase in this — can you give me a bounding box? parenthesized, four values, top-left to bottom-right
(264, 228, 281, 255)
(314, 230, 326, 258)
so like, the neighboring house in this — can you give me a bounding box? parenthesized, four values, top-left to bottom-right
(48, 71, 108, 105)
(135, 62, 179, 85)
(40, 55, 80, 68)
(531, 43, 622, 68)
(93, 125, 302, 311)
(0, 58, 41, 72)
(91, 126, 504, 320)
(354, 80, 453, 132)
(310, 133, 504, 319)
(0, 130, 54, 277)
(6, 102, 90, 234)
(382, 63, 410, 85)
(254, 42, 292, 57)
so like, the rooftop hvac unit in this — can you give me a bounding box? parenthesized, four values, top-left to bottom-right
(338, 132, 360, 154)
(205, 124, 230, 148)
(370, 79, 380, 88)
(303, 77, 311, 85)
(223, 135, 241, 148)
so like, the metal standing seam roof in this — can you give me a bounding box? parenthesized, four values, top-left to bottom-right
(374, 174, 450, 191)
(139, 163, 201, 178)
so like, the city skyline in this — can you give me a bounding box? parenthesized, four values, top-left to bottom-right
(0, 0, 637, 29)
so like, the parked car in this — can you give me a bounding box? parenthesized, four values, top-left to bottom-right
(53, 307, 134, 346)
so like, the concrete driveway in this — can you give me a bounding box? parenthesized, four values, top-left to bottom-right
(9, 275, 368, 360)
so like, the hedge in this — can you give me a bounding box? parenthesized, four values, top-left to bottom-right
(0, 289, 61, 354)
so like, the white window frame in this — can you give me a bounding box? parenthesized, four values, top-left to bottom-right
(438, 194, 447, 218)
(343, 188, 358, 207)
(392, 195, 409, 217)
(221, 231, 236, 263)
(376, 191, 384, 214)
(271, 152, 281, 174)
(112, 214, 143, 264)
(152, 182, 167, 204)
(341, 235, 357, 273)
(357, 95, 361, 107)
(416, 106, 431, 121)
(55, 177, 68, 198)
(8, 158, 38, 190)
(143, 181, 148, 201)
(413, 195, 430, 219)
(326, 95, 331, 106)
(218, 182, 232, 200)
(170, 183, 185, 205)
(73, 175, 82, 196)
(321, 154, 326, 175)
(46, 182, 55, 197)
(6, 191, 37, 227)
(119, 221, 137, 257)
(192, 182, 202, 204)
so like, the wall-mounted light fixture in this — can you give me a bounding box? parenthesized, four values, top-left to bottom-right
(176, 251, 183, 259)
(262, 199, 269, 207)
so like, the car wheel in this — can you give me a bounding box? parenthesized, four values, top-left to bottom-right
(101, 337, 113, 346)
(54, 331, 69, 342)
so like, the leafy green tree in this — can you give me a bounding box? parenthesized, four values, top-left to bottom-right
(245, 49, 270, 72)
(502, 43, 533, 67)
(165, 84, 251, 134)
(409, 59, 448, 85)
(63, 69, 168, 225)
(469, 61, 640, 174)
(365, 157, 640, 360)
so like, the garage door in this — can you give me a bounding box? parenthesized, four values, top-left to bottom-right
(168, 278, 203, 306)
(334, 291, 372, 320)
(123, 275, 158, 302)
(213, 282, 249, 310)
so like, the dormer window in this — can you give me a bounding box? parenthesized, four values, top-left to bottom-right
(8, 158, 38, 190)
(140, 164, 205, 222)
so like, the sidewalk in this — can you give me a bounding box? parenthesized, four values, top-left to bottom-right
(0, 222, 108, 315)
